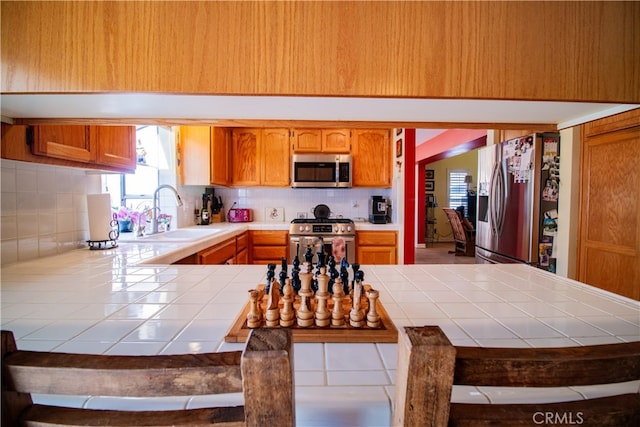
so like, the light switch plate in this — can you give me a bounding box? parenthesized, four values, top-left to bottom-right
(265, 207, 284, 222)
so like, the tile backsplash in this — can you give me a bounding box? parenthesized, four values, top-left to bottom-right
(1, 160, 102, 265)
(1, 159, 395, 265)
(177, 186, 394, 226)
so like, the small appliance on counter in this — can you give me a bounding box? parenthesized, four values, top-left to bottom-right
(227, 202, 253, 223)
(369, 196, 390, 224)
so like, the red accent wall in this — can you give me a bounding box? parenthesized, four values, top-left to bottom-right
(416, 130, 487, 162)
(403, 129, 416, 264)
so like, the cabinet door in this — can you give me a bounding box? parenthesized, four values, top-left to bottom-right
(93, 126, 136, 171)
(32, 125, 93, 163)
(261, 128, 290, 186)
(356, 246, 396, 264)
(232, 128, 261, 186)
(292, 129, 321, 152)
(179, 126, 211, 185)
(322, 129, 351, 153)
(352, 129, 391, 187)
(210, 127, 230, 186)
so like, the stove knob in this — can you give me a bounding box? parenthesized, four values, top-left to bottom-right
(334, 225, 339, 232)
(299, 225, 304, 232)
(306, 225, 311, 232)
(340, 226, 346, 232)
(347, 225, 352, 232)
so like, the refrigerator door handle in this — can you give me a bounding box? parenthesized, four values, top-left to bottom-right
(489, 161, 501, 236)
(495, 162, 507, 235)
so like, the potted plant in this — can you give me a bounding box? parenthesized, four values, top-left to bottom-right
(114, 206, 140, 233)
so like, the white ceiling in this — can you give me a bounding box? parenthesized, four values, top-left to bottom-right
(1, 94, 637, 129)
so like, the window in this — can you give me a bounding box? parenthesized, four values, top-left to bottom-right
(102, 126, 172, 211)
(448, 169, 470, 215)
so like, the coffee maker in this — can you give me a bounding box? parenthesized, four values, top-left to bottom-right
(369, 196, 390, 224)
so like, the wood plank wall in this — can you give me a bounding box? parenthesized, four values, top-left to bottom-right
(2, 1, 639, 103)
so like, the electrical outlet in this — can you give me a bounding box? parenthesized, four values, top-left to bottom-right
(297, 212, 307, 219)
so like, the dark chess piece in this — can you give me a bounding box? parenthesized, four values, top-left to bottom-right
(266, 263, 276, 294)
(304, 247, 314, 267)
(317, 249, 326, 269)
(281, 257, 288, 275)
(291, 269, 301, 294)
(351, 263, 360, 296)
(279, 269, 287, 294)
(311, 276, 318, 293)
(329, 260, 339, 295)
(292, 255, 300, 272)
(340, 265, 350, 296)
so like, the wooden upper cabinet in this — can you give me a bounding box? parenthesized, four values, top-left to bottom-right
(292, 128, 350, 153)
(179, 126, 230, 186)
(322, 129, 350, 153)
(210, 127, 230, 186)
(292, 129, 321, 152)
(232, 128, 290, 187)
(232, 128, 261, 186)
(93, 126, 136, 171)
(27, 124, 135, 172)
(31, 125, 94, 163)
(352, 129, 391, 187)
(262, 128, 290, 186)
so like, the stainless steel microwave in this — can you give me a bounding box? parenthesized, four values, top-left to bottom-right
(291, 154, 352, 188)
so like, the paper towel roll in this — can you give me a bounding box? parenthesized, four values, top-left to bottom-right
(87, 194, 114, 241)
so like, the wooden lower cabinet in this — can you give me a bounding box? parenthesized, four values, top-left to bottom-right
(249, 230, 289, 265)
(356, 231, 397, 264)
(198, 237, 236, 265)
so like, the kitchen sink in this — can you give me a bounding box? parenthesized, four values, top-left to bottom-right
(119, 228, 220, 242)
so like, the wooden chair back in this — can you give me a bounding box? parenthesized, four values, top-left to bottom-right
(2, 328, 294, 426)
(442, 208, 475, 256)
(393, 326, 640, 427)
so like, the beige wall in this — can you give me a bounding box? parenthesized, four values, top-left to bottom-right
(425, 150, 478, 243)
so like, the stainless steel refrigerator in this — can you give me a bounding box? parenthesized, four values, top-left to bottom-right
(475, 133, 561, 272)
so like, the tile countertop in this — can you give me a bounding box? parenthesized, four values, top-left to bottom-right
(1, 231, 638, 427)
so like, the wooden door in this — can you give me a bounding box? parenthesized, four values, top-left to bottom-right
(292, 129, 321, 152)
(322, 129, 350, 153)
(93, 126, 135, 171)
(352, 129, 391, 187)
(210, 127, 230, 186)
(32, 125, 93, 163)
(261, 128, 290, 186)
(578, 109, 640, 300)
(232, 128, 261, 186)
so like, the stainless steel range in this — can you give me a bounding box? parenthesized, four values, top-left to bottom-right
(289, 218, 356, 265)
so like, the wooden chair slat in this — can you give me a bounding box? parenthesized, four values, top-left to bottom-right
(394, 326, 640, 427)
(449, 394, 640, 427)
(4, 351, 243, 396)
(455, 342, 640, 387)
(2, 329, 295, 427)
(22, 404, 246, 427)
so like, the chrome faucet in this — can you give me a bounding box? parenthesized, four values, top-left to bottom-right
(151, 185, 183, 234)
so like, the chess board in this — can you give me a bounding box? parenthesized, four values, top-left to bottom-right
(224, 284, 398, 343)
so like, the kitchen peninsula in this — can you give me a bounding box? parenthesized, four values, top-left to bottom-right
(1, 227, 638, 427)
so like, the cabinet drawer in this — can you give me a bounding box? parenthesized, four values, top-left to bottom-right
(251, 246, 288, 263)
(250, 230, 288, 245)
(357, 231, 397, 246)
(198, 238, 236, 265)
